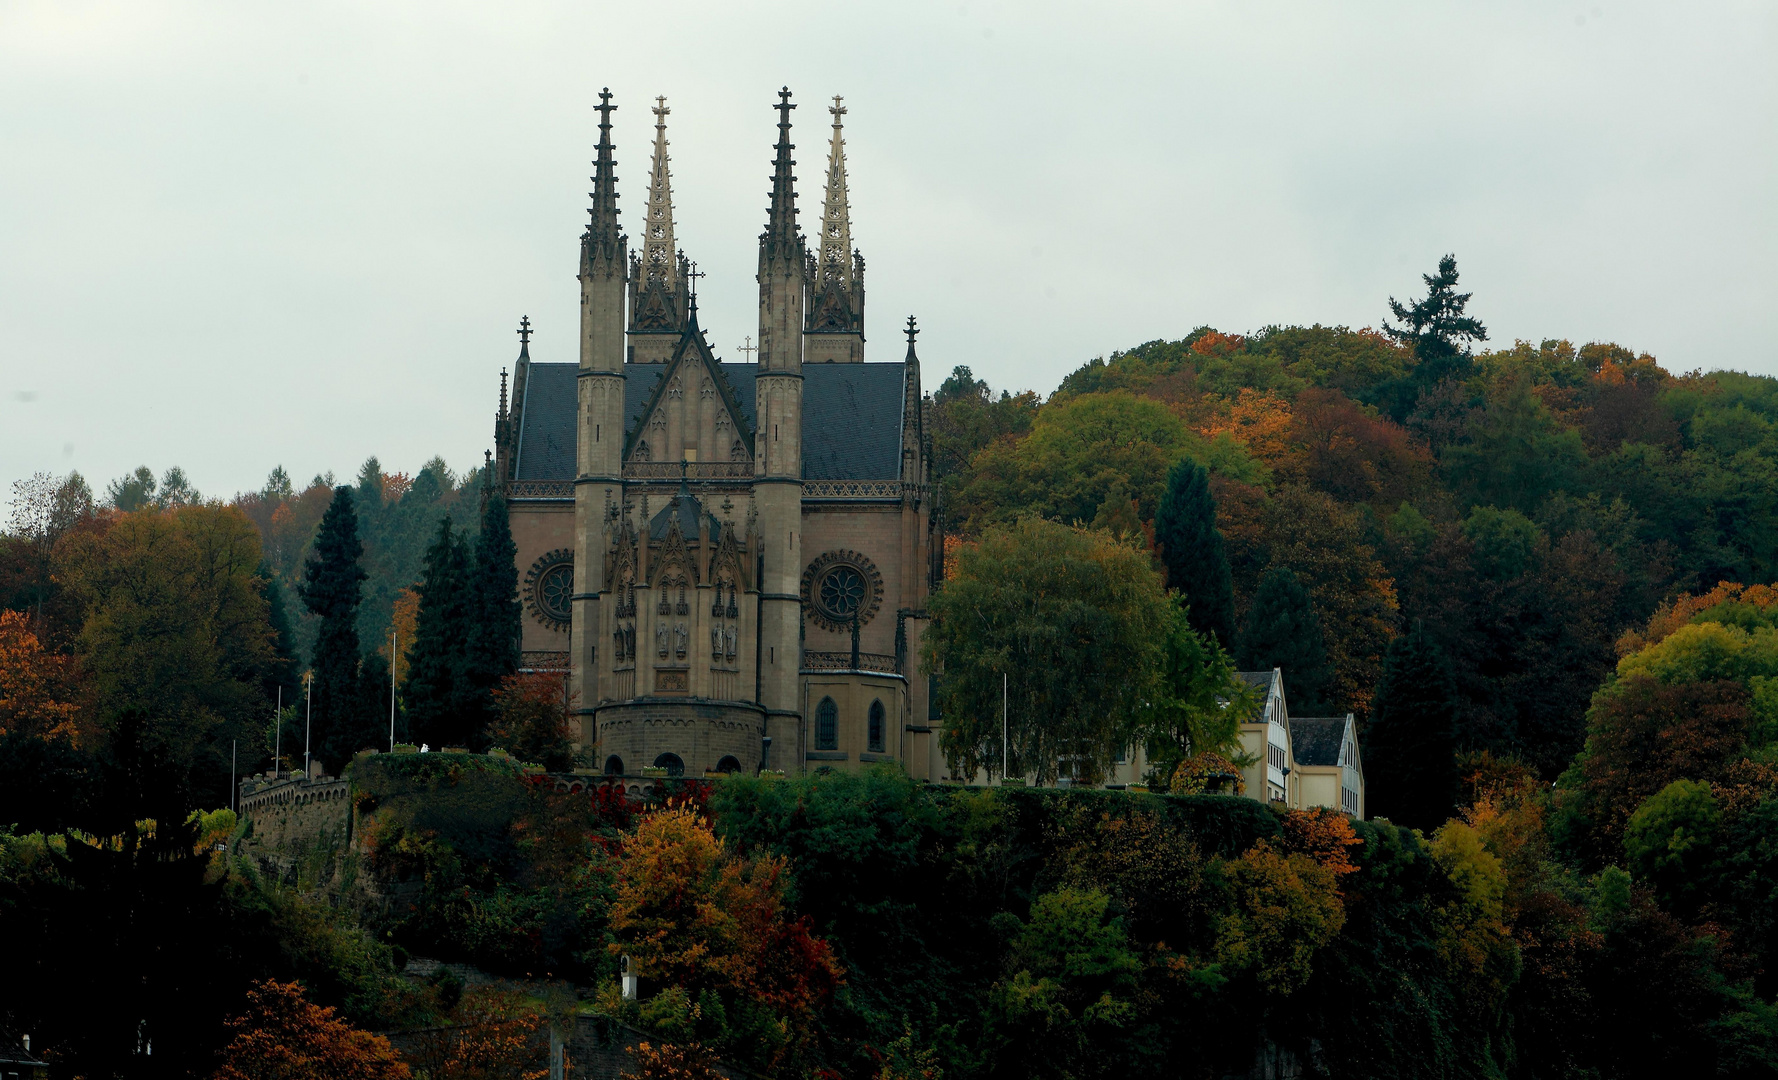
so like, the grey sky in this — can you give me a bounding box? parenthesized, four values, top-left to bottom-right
(3, 1, 1774, 502)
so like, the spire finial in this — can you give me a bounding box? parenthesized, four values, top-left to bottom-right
(762, 88, 800, 257)
(807, 93, 862, 340)
(640, 95, 679, 289)
(518, 315, 532, 345)
(905, 315, 918, 344)
(585, 89, 622, 257)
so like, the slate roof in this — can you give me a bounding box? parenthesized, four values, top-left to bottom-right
(1289, 717, 1348, 767)
(649, 491, 721, 544)
(512, 362, 909, 482)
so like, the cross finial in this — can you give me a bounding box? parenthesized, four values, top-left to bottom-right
(654, 95, 669, 122)
(738, 335, 758, 361)
(905, 315, 919, 344)
(830, 95, 846, 123)
(518, 315, 532, 345)
(686, 260, 706, 301)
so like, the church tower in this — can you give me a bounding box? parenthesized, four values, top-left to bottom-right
(627, 97, 690, 363)
(573, 89, 628, 728)
(755, 88, 807, 768)
(804, 96, 865, 363)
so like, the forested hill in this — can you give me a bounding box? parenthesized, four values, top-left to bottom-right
(933, 318, 1778, 778)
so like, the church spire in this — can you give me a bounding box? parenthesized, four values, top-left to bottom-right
(641, 96, 679, 289)
(627, 94, 688, 360)
(816, 96, 853, 292)
(583, 88, 623, 266)
(804, 94, 865, 360)
(761, 87, 801, 265)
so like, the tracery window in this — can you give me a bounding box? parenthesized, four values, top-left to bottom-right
(816, 697, 839, 751)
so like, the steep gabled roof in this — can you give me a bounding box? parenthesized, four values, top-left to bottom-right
(1289, 717, 1349, 767)
(512, 360, 911, 482)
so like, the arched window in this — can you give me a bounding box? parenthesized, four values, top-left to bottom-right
(604, 755, 624, 775)
(868, 700, 886, 753)
(653, 752, 685, 777)
(716, 755, 742, 774)
(816, 697, 839, 751)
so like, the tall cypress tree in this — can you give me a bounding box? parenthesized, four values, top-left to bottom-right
(463, 494, 522, 738)
(1236, 566, 1332, 715)
(298, 486, 371, 771)
(403, 518, 472, 748)
(1364, 621, 1460, 831)
(1153, 458, 1236, 647)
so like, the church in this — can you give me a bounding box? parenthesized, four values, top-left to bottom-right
(489, 89, 942, 782)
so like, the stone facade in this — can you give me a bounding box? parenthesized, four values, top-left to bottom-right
(492, 89, 940, 781)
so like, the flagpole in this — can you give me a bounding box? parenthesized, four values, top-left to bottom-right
(304, 671, 312, 779)
(1002, 671, 1008, 782)
(275, 686, 282, 779)
(389, 628, 397, 752)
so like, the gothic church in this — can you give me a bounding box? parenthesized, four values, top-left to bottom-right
(491, 89, 941, 781)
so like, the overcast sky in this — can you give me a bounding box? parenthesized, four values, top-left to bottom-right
(2, 0, 1774, 503)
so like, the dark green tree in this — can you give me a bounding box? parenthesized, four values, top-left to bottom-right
(462, 493, 522, 730)
(297, 486, 372, 770)
(1384, 253, 1488, 382)
(1153, 458, 1236, 646)
(256, 557, 301, 703)
(1236, 565, 1332, 715)
(402, 517, 472, 748)
(1363, 622, 1460, 831)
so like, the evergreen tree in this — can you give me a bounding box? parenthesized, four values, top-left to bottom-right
(402, 517, 472, 748)
(462, 493, 522, 736)
(297, 486, 372, 770)
(1363, 621, 1459, 831)
(1236, 566, 1332, 715)
(1153, 459, 1236, 647)
(256, 557, 300, 703)
(1384, 253, 1488, 383)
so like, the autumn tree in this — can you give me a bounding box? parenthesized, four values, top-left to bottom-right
(925, 519, 1178, 783)
(1236, 566, 1331, 714)
(609, 806, 842, 1071)
(54, 505, 276, 806)
(1154, 458, 1236, 646)
(1364, 622, 1460, 831)
(488, 669, 575, 770)
(214, 979, 410, 1080)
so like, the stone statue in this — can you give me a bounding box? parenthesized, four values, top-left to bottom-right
(656, 623, 668, 658)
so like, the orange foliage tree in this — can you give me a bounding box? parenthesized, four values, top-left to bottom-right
(214, 979, 410, 1080)
(488, 669, 577, 770)
(0, 609, 83, 742)
(608, 806, 842, 1065)
(622, 1041, 724, 1080)
(403, 986, 549, 1080)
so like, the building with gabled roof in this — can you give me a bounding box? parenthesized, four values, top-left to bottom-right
(1289, 714, 1365, 818)
(491, 89, 939, 781)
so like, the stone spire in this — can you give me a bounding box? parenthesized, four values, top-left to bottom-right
(582, 88, 623, 268)
(628, 95, 689, 360)
(756, 88, 806, 373)
(641, 96, 679, 289)
(816, 96, 852, 291)
(760, 87, 802, 268)
(804, 95, 864, 361)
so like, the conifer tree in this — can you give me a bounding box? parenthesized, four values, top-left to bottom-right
(462, 493, 522, 733)
(1363, 621, 1459, 831)
(1153, 459, 1236, 647)
(1236, 566, 1332, 715)
(1384, 253, 1488, 384)
(298, 486, 372, 770)
(402, 518, 472, 748)
(256, 557, 300, 702)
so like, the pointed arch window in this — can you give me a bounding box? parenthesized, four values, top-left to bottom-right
(816, 697, 839, 751)
(868, 699, 885, 753)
